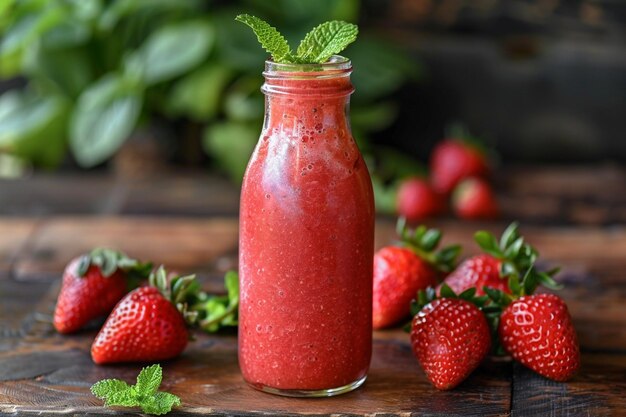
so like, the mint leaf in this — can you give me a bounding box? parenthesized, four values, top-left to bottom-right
(136, 364, 163, 396)
(224, 270, 239, 302)
(194, 270, 239, 333)
(141, 392, 182, 415)
(235, 14, 295, 63)
(91, 379, 130, 399)
(296, 21, 358, 63)
(90, 364, 180, 415)
(106, 389, 139, 407)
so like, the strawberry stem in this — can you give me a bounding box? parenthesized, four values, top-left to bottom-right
(396, 217, 461, 273)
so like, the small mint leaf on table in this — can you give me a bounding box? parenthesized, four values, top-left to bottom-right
(296, 20, 358, 64)
(90, 364, 180, 415)
(136, 364, 163, 396)
(105, 389, 139, 407)
(91, 379, 130, 400)
(141, 392, 182, 416)
(235, 14, 296, 63)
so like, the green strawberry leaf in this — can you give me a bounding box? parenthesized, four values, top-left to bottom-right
(396, 218, 461, 273)
(235, 14, 295, 63)
(77, 255, 91, 276)
(499, 222, 520, 249)
(420, 229, 441, 252)
(296, 20, 358, 63)
(439, 283, 456, 298)
(79, 248, 152, 281)
(458, 287, 477, 301)
(536, 271, 563, 291)
(474, 231, 502, 257)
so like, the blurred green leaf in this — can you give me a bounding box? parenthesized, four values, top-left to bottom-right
(224, 76, 264, 122)
(214, 10, 268, 72)
(347, 36, 420, 103)
(66, 0, 102, 22)
(1, 6, 74, 76)
(167, 64, 233, 121)
(0, 153, 27, 178)
(203, 122, 258, 182)
(371, 175, 397, 215)
(134, 20, 214, 85)
(99, 0, 196, 31)
(70, 74, 142, 167)
(0, 90, 69, 168)
(0, 0, 17, 32)
(351, 102, 397, 132)
(41, 20, 90, 48)
(372, 146, 427, 181)
(0, 7, 66, 74)
(22, 44, 94, 99)
(244, 0, 359, 25)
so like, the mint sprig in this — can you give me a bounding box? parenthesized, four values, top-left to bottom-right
(235, 14, 358, 64)
(193, 270, 239, 332)
(235, 14, 296, 63)
(91, 364, 180, 415)
(296, 20, 358, 63)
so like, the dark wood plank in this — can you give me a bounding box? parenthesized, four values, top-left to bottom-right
(496, 165, 626, 226)
(0, 219, 38, 272)
(1, 165, 624, 225)
(12, 218, 239, 286)
(511, 354, 626, 416)
(120, 176, 240, 217)
(0, 176, 119, 216)
(0, 174, 240, 218)
(0, 277, 51, 347)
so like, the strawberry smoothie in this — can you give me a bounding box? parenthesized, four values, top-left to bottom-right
(239, 57, 374, 396)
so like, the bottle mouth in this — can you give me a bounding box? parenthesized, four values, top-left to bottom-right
(263, 55, 352, 79)
(262, 55, 353, 97)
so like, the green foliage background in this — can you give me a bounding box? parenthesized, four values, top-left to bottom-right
(0, 0, 418, 181)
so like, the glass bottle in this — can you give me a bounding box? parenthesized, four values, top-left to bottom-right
(238, 56, 374, 397)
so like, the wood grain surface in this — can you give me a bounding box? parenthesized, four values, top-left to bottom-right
(0, 166, 625, 416)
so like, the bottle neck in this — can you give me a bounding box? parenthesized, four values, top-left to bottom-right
(261, 56, 354, 136)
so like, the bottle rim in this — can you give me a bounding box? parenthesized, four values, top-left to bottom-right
(263, 55, 352, 80)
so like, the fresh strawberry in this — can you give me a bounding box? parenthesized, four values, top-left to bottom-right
(499, 293, 579, 381)
(53, 248, 152, 334)
(441, 254, 505, 296)
(91, 267, 199, 364)
(373, 220, 460, 329)
(452, 177, 498, 219)
(440, 223, 538, 296)
(396, 177, 445, 222)
(410, 288, 491, 390)
(430, 139, 489, 195)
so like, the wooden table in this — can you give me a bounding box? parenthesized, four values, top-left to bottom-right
(1, 166, 625, 416)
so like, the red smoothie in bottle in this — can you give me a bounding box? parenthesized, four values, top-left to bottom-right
(238, 56, 374, 396)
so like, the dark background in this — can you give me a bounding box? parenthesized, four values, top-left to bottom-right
(0, 0, 624, 178)
(365, 0, 626, 163)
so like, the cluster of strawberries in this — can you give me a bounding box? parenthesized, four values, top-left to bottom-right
(53, 249, 238, 364)
(396, 136, 499, 221)
(373, 221, 580, 390)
